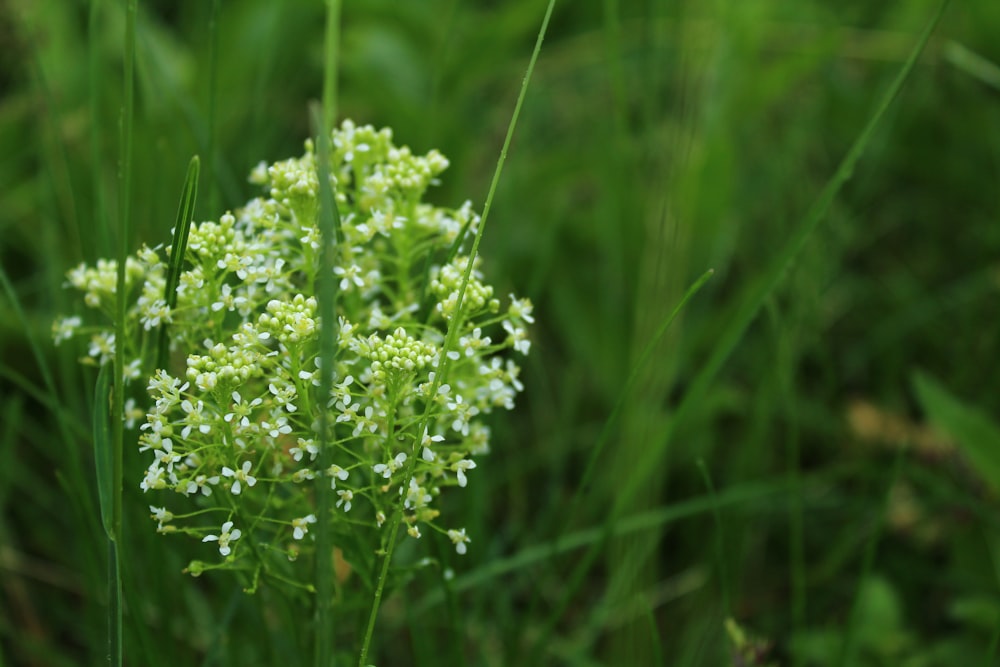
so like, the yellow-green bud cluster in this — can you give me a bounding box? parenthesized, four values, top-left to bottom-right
(66, 257, 144, 309)
(258, 294, 318, 344)
(430, 257, 499, 319)
(186, 340, 264, 392)
(364, 327, 438, 385)
(186, 213, 241, 265)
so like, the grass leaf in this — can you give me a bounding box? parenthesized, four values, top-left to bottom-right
(157, 155, 200, 370)
(913, 371, 1000, 493)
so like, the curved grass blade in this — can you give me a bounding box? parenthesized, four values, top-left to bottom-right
(944, 41, 1000, 92)
(412, 476, 794, 613)
(157, 156, 200, 370)
(913, 371, 1000, 494)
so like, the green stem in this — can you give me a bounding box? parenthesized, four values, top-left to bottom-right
(108, 0, 137, 664)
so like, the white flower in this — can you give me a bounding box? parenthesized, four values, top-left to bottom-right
(210, 283, 248, 313)
(140, 299, 172, 330)
(52, 316, 82, 345)
(224, 391, 263, 428)
(452, 459, 477, 488)
(458, 327, 491, 357)
(202, 521, 241, 556)
(373, 452, 407, 479)
(508, 294, 535, 323)
(326, 464, 349, 489)
(290, 438, 319, 462)
(334, 263, 366, 291)
(352, 406, 379, 437)
(88, 331, 115, 364)
(261, 416, 293, 440)
(185, 474, 220, 497)
(269, 381, 298, 412)
(180, 399, 212, 438)
(222, 461, 257, 495)
(446, 394, 479, 436)
(447, 528, 470, 555)
(153, 440, 181, 473)
(336, 489, 353, 512)
(149, 506, 173, 530)
(123, 398, 145, 430)
(403, 478, 431, 510)
(502, 320, 531, 355)
(291, 514, 317, 540)
(421, 429, 444, 462)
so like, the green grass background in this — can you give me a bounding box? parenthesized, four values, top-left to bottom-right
(2, 0, 1000, 664)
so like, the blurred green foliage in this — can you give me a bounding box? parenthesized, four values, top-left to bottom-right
(2, 0, 1000, 665)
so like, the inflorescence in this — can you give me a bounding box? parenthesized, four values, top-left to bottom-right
(55, 120, 533, 586)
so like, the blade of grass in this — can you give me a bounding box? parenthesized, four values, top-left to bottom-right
(205, 0, 221, 215)
(93, 364, 121, 666)
(357, 3, 557, 664)
(157, 156, 200, 370)
(412, 475, 797, 613)
(312, 1, 342, 658)
(311, 107, 340, 665)
(107, 0, 137, 664)
(321, 0, 341, 135)
(88, 0, 110, 256)
(943, 41, 1000, 92)
(530, 2, 949, 655)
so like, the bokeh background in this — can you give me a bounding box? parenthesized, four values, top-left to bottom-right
(2, 0, 1000, 664)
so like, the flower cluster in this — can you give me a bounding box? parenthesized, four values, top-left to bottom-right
(56, 120, 533, 587)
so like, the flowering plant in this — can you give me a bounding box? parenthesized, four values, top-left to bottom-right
(55, 120, 532, 592)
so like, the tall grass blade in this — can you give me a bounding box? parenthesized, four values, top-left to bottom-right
(311, 8, 344, 667)
(205, 0, 221, 215)
(88, 0, 109, 256)
(944, 41, 1000, 92)
(157, 156, 200, 370)
(312, 1, 343, 654)
(322, 0, 341, 134)
(107, 1, 137, 664)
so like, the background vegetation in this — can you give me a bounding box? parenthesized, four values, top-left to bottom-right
(2, 0, 999, 664)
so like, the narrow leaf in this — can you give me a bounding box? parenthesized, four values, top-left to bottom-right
(913, 371, 1000, 493)
(158, 155, 200, 370)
